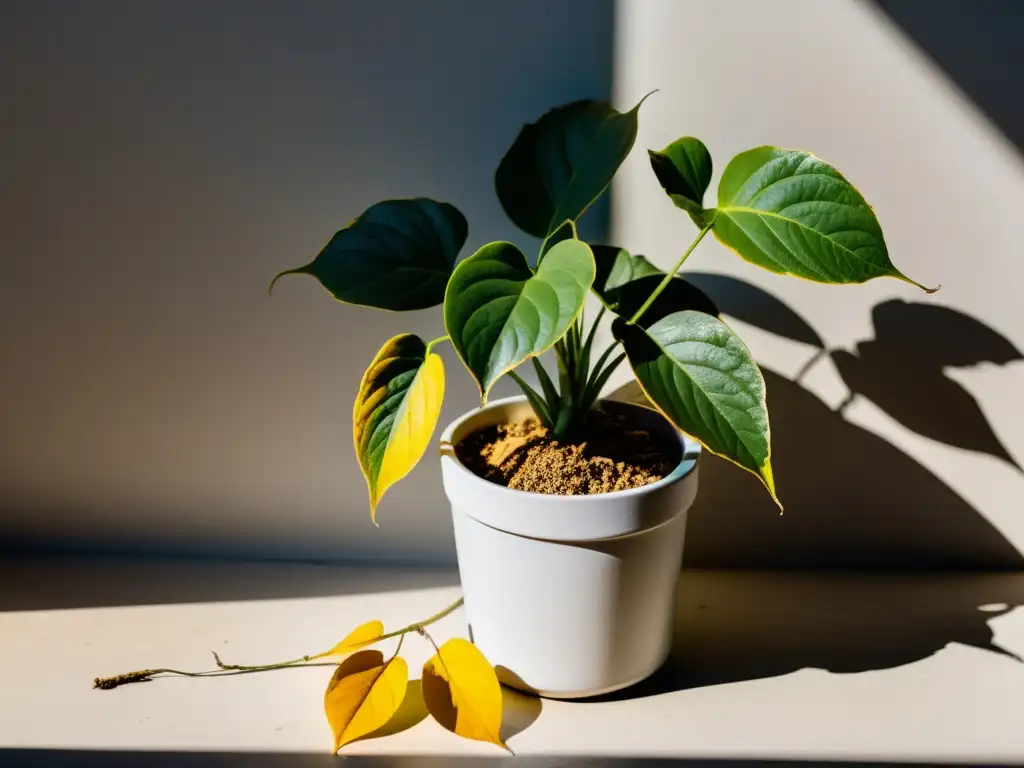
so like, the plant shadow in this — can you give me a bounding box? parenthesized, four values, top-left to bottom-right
(599, 273, 1024, 701)
(681, 272, 1024, 569)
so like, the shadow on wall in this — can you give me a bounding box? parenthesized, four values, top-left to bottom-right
(677, 272, 1024, 570)
(600, 275, 1024, 701)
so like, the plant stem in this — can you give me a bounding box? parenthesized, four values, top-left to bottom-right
(628, 223, 712, 325)
(93, 596, 464, 689)
(425, 335, 450, 354)
(375, 596, 464, 644)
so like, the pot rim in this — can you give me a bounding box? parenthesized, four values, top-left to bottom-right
(439, 394, 700, 502)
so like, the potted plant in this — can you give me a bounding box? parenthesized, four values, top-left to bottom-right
(269, 95, 934, 704)
(94, 95, 936, 753)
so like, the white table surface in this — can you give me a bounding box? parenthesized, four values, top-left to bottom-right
(2, 556, 1023, 764)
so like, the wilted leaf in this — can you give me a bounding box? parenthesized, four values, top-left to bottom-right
(324, 650, 408, 752)
(422, 638, 506, 750)
(613, 312, 778, 506)
(711, 147, 934, 291)
(354, 334, 445, 520)
(648, 136, 712, 224)
(591, 245, 718, 323)
(445, 239, 595, 399)
(270, 198, 467, 311)
(495, 97, 650, 238)
(323, 620, 385, 657)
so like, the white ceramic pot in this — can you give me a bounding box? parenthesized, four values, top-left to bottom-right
(439, 395, 700, 699)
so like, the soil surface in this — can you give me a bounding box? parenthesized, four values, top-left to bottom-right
(455, 406, 681, 495)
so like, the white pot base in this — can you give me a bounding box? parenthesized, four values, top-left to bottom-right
(497, 659, 669, 700)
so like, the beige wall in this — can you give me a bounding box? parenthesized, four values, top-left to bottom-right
(4, 0, 1021, 569)
(0, 0, 613, 562)
(609, 0, 1024, 567)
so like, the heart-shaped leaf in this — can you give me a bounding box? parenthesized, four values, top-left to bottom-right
(271, 198, 468, 311)
(496, 96, 650, 238)
(711, 147, 935, 291)
(649, 136, 712, 225)
(592, 245, 718, 323)
(322, 620, 385, 658)
(354, 334, 445, 521)
(324, 650, 408, 751)
(445, 239, 595, 399)
(422, 638, 506, 751)
(613, 312, 778, 506)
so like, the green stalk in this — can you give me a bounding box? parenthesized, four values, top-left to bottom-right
(531, 357, 561, 414)
(628, 223, 712, 325)
(93, 597, 465, 690)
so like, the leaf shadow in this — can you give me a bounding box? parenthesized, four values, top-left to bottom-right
(832, 299, 1023, 471)
(685, 271, 825, 349)
(498, 684, 543, 743)
(421, 661, 542, 748)
(358, 679, 429, 741)
(598, 275, 1024, 700)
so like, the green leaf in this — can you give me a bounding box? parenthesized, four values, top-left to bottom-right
(591, 245, 718, 323)
(495, 96, 651, 239)
(445, 239, 595, 400)
(648, 136, 712, 225)
(613, 312, 778, 506)
(354, 334, 445, 521)
(711, 148, 935, 291)
(270, 198, 468, 311)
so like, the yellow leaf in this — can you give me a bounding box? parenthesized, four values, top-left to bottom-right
(422, 638, 506, 751)
(322, 620, 384, 658)
(353, 334, 446, 522)
(324, 650, 408, 752)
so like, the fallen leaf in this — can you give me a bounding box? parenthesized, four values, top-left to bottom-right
(324, 650, 408, 752)
(422, 638, 506, 750)
(321, 620, 384, 657)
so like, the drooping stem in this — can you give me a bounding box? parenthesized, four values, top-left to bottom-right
(93, 596, 464, 689)
(628, 223, 712, 325)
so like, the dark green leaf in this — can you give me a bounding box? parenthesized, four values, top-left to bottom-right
(591, 245, 718, 323)
(270, 198, 468, 311)
(711, 148, 935, 291)
(613, 312, 778, 505)
(649, 136, 712, 225)
(444, 239, 595, 399)
(495, 97, 651, 238)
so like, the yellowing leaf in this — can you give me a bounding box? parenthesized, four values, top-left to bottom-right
(353, 334, 446, 522)
(324, 650, 408, 752)
(422, 638, 506, 751)
(321, 620, 384, 658)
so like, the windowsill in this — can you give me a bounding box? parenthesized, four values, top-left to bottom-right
(2, 556, 1023, 762)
